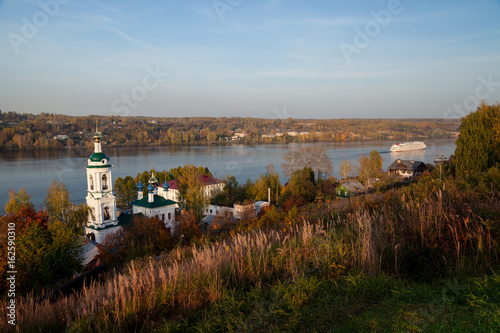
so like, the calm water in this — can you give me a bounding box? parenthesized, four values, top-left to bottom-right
(0, 140, 456, 210)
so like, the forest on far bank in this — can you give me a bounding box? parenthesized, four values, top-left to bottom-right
(0, 110, 460, 151)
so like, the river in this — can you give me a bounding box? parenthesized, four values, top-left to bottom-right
(0, 140, 456, 211)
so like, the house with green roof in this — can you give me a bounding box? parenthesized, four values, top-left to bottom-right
(131, 178, 177, 234)
(336, 180, 367, 198)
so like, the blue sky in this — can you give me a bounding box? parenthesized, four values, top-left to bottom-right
(0, 0, 499, 119)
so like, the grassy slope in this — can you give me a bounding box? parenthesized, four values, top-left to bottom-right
(3, 174, 500, 332)
(157, 273, 500, 332)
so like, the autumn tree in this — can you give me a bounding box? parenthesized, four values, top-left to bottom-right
(175, 209, 202, 245)
(95, 229, 127, 266)
(5, 187, 32, 213)
(357, 150, 383, 187)
(177, 164, 208, 218)
(281, 146, 333, 181)
(0, 205, 83, 295)
(250, 164, 281, 204)
(455, 103, 500, 177)
(44, 180, 71, 223)
(339, 160, 353, 180)
(123, 215, 174, 260)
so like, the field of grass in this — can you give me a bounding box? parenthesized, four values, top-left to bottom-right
(2, 174, 499, 332)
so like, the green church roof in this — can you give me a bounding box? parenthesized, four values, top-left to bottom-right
(89, 152, 109, 162)
(131, 195, 177, 209)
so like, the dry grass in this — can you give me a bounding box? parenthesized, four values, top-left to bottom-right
(0, 221, 344, 332)
(2, 177, 498, 332)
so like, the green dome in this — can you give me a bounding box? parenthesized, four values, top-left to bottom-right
(89, 152, 109, 163)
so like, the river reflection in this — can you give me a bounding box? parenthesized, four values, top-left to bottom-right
(0, 140, 456, 210)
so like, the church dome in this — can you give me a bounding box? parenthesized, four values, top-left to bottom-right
(147, 183, 155, 192)
(137, 180, 144, 190)
(89, 152, 109, 163)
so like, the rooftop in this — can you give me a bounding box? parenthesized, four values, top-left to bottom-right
(159, 174, 224, 190)
(131, 195, 177, 209)
(388, 160, 426, 171)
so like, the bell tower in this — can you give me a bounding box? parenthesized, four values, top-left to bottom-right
(85, 126, 119, 243)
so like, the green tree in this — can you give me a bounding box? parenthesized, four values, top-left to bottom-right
(455, 103, 500, 177)
(115, 176, 137, 210)
(5, 187, 32, 213)
(0, 205, 82, 295)
(280, 167, 316, 204)
(44, 221, 84, 283)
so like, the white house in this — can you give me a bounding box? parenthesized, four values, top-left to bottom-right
(388, 159, 427, 181)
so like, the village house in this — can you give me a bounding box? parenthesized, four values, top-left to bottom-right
(388, 159, 427, 181)
(336, 180, 367, 198)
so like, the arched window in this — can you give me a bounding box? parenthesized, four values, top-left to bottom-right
(87, 233, 96, 241)
(102, 174, 108, 190)
(89, 175, 94, 191)
(104, 206, 111, 220)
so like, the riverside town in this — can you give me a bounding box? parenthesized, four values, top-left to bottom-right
(1, 1, 500, 331)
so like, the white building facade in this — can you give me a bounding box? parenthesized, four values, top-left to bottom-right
(85, 129, 120, 243)
(131, 180, 177, 233)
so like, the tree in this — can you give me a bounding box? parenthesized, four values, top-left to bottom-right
(339, 160, 353, 180)
(177, 164, 208, 218)
(280, 167, 316, 204)
(5, 187, 32, 213)
(213, 175, 248, 206)
(176, 209, 202, 245)
(250, 165, 281, 204)
(62, 203, 89, 236)
(0, 205, 83, 295)
(96, 229, 127, 266)
(123, 215, 174, 260)
(455, 103, 500, 177)
(281, 146, 333, 181)
(115, 176, 137, 210)
(44, 180, 71, 223)
(357, 150, 383, 187)
(43, 221, 84, 283)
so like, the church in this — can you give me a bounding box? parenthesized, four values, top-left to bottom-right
(84, 128, 177, 243)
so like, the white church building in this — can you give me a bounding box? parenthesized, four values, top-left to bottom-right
(84, 128, 177, 243)
(130, 174, 177, 234)
(84, 128, 122, 243)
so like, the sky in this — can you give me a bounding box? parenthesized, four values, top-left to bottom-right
(0, 0, 499, 119)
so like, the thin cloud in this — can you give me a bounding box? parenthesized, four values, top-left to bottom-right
(103, 26, 160, 52)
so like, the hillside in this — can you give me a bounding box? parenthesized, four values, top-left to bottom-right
(2, 172, 500, 332)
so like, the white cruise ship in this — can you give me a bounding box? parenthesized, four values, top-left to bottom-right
(390, 141, 426, 152)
